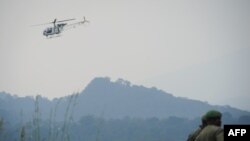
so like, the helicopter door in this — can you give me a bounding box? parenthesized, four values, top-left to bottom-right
(54, 26, 60, 34)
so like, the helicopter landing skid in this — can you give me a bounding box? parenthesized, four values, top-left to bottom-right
(46, 34, 62, 39)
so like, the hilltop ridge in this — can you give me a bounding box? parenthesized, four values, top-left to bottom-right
(0, 77, 249, 123)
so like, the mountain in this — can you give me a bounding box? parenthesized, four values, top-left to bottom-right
(72, 77, 250, 119)
(0, 77, 249, 124)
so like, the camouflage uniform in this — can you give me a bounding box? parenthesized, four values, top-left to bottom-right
(195, 125, 223, 141)
(187, 127, 202, 141)
(195, 110, 224, 141)
(187, 115, 207, 141)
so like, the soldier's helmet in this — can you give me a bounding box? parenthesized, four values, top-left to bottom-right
(204, 110, 222, 120)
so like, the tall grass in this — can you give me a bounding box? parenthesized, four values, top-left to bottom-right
(33, 95, 41, 141)
(0, 117, 3, 132)
(30, 93, 79, 141)
(20, 126, 25, 141)
(47, 109, 53, 141)
(1, 93, 80, 141)
(62, 93, 79, 141)
(51, 98, 62, 141)
(19, 109, 26, 141)
(0, 117, 3, 141)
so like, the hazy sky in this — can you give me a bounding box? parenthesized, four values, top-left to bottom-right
(1, 0, 250, 111)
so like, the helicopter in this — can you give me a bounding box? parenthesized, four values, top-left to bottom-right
(31, 17, 89, 37)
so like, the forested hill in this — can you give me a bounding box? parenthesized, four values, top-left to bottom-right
(73, 77, 250, 119)
(0, 77, 250, 123)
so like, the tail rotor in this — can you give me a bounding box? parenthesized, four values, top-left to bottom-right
(83, 16, 89, 23)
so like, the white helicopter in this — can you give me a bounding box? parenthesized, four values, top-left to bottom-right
(31, 17, 89, 37)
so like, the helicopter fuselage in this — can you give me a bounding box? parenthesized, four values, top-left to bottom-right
(43, 23, 67, 37)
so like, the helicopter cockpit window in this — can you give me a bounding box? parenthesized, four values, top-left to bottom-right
(46, 28, 52, 33)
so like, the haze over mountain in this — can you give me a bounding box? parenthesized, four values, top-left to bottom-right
(146, 47, 250, 111)
(0, 77, 249, 124)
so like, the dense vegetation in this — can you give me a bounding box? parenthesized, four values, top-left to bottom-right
(1, 113, 249, 141)
(1, 77, 250, 141)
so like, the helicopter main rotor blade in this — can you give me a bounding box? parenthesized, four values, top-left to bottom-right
(30, 18, 75, 27)
(30, 22, 53, 27)
(57, 18, 75, 23)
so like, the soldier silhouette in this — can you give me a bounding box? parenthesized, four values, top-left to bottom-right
(195, 110, 224, 141)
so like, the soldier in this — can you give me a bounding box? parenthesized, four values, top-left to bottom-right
(187, 115, 207, 141)
(195, 110, 224, 141)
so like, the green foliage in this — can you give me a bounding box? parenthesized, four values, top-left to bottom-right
(20, 126, 25, 141)
(0, 117, 3, 132)
(33, 95, 41, 141)
(1, 92, 248, 141)
(1, 113, 247, 141)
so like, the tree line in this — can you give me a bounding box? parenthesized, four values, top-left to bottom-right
(0, 113, 249, 141)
